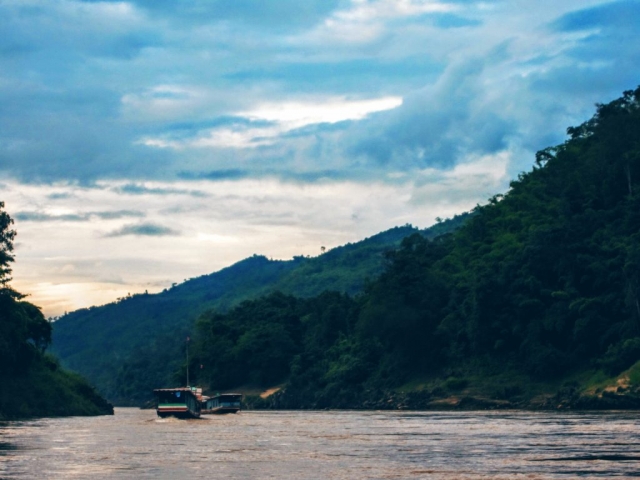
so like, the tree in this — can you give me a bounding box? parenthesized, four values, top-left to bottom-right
(0, 201, 17, 288)
(0, 202, 51, 370)
(0, 202, 112, 419)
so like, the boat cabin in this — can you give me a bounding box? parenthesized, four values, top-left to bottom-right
(202, 393, 242, 414)
(153, 388, 201, 418)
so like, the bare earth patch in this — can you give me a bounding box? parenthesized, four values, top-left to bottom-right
(260, 387, 281, 399)
(427, 396, 460, 407)
(603, 375, 630, 393)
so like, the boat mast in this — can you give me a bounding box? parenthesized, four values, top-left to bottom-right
(186, 336, 190, 387)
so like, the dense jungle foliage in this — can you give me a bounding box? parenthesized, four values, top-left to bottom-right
(52, 220, 467, 404)
(0, 202, 112, 419)
(186, 87, 640, 408)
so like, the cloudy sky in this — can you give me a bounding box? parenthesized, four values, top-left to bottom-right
(1, 0, 639, 317)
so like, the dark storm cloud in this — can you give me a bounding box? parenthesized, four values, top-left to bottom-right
(105, 223, 180, 237)
(15, 210, 145, 222)
(177, 166, 354, 184)
(178, 169, 250, 181)
(47, 192, 74, 200)
(96, 210, 146, 220)
(113, 184, 208, 197)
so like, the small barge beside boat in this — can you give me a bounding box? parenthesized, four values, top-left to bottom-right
(153, 387, 202, 418)
(201, 393, 242, 414)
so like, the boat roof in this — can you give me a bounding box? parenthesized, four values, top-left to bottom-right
(153, 388, 195, 393)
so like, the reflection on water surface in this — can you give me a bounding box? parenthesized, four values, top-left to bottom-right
(1, 409, 639, 479)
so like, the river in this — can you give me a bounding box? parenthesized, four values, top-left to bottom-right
(1, 408, 639, 479)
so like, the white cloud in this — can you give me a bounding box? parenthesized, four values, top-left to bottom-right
(241, 96, 403, 126)
(335, 0, 456, 22)
(141, 95, 403, 149)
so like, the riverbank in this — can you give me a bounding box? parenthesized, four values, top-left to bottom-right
(0, 355, 114, 421)
(243, 362, 640, 411)
(245, 386, 640, 411)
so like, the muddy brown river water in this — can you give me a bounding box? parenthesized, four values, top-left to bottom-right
(1, 408, 639, 479)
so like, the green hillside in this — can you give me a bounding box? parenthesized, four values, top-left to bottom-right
(51, 220, 467, 404)
(188, 87, 640, 410)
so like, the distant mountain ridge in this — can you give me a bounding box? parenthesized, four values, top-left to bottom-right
(51, 218, 468, 403)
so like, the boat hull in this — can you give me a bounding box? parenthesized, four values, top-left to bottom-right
(156, 405, 200, 419)
(202, 406, 240, 415)
(201, 393, 242, 415)
(154, 388, 201, 419)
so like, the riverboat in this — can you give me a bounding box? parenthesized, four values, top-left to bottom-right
(201, 393, 242, 414)
(153, 387, 202, 418)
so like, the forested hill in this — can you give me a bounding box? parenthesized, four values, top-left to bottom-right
(190, 87, 640, 410)
(51, 218, 467, 404)
(0, 203, 113, 420)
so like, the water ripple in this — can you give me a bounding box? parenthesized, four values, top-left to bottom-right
(0, 409, 639, 479)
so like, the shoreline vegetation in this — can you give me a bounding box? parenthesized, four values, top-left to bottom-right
(243, 362, 640, 411)
(246, 390, 640, 411)
(0, 202, 113, 421)
(54, 86, 640, 413)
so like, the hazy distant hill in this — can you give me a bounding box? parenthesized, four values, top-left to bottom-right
(51, 218, 468, 403)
